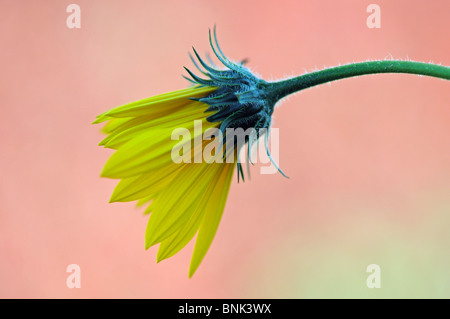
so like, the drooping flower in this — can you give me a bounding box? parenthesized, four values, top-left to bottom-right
(94, 27, 280, 277)
(94, 27, 449, 277)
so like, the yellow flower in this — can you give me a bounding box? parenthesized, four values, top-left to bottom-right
(94, 85, 240, 276)
(94, 26, 449, 277)
(93, 28, 280, 277)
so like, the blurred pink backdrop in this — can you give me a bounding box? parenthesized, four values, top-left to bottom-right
(0, 0, 449, 298)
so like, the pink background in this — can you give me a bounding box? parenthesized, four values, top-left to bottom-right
(0, 0, 449, 298)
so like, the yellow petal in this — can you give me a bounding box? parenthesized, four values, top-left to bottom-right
(101, 117, 217, 178)
(156, 162, 227, 262)
(145, 162, 219, 247)
(109, 163, 183, 203)
(102, 86, 215, 119)
(103, 102, 212, 150)
(189, 162, 235, 277)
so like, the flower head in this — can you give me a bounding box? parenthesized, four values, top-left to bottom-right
(185, 27, 287, 179)
(187, 30, 273, 133)
(93, 28, 282, 277)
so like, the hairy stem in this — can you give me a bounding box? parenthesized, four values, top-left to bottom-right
(264, 60, 450, 103)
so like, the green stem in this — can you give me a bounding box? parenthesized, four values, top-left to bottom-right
(265, 60, 450, 103)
